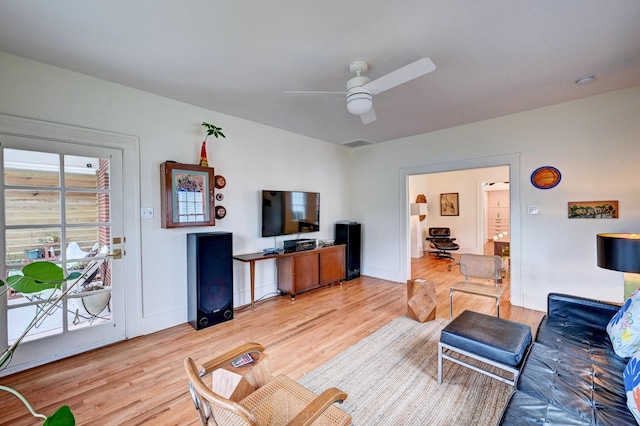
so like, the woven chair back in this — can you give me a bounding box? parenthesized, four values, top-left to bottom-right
(459, 254, 503, 282)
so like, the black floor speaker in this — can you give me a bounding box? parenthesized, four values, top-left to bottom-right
(187, 232, 234, 330)
(335, 222, 361, 280)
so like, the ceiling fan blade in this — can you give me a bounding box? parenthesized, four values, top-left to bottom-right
(284, 90, 346, 95)
(365, 57, 436, 95)
(360, 107, 377, 124)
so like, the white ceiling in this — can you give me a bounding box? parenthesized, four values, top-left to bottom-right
(1, 1, 639, 145)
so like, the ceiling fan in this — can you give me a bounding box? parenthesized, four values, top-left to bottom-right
(285, 58, 436, 124)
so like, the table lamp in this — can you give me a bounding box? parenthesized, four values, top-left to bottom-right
(597, 233, 640, 299)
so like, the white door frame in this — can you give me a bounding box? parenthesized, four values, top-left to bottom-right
(400, 153, 522, 307)
(0, 114, 142, 358)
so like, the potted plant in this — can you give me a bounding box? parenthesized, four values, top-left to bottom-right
(39, 234, 60, 244)
(25, 248, 44, 260)
(199, 121, 226, 167)
(0, 261, 87, 425)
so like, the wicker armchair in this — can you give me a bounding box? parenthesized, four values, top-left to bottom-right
(184, 343, 352, 426)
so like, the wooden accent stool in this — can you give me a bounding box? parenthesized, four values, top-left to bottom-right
(407, 278, 436, 322)
(211, 351, 272, 402)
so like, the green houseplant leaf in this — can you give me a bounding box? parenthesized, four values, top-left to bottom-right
(43, 405, 75, 425)
(202, 121, 226, 142)
(0, 386, 75, 425)
(5, 262, 80, 294)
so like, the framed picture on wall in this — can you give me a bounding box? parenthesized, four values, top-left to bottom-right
(160, 162, 215, 228)
(440, 193, 459, 216)
(567, 200, 618, 219)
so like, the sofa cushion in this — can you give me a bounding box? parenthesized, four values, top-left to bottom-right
(536, 315, 627, 373)
(624, 351, 640, 424)
(516, 343, 634, 425)
(499, 390, 592, 425)
(607, 289, 640, 358)
(548, 293, 621, 331)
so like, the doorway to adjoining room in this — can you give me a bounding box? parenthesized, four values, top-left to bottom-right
(408, 165, 511, 315)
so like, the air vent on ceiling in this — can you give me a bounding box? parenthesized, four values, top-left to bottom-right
(341, 139, 374, 148)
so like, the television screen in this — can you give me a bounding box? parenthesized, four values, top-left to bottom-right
(261, 190, 320, 237)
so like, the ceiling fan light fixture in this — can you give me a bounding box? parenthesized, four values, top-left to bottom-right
(286, 58, 435, 124)
(346, 89, 373, 115)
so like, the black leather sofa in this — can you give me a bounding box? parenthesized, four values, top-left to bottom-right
(499, 293, 636, 425)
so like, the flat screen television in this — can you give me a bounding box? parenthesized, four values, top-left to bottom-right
(261, 190, 320, 238)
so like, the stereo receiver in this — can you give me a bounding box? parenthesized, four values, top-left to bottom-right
(283, 238, 316, 253)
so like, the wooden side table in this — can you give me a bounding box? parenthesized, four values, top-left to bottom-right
(407, 278, 436, 322)
(211, 351, 272, 402)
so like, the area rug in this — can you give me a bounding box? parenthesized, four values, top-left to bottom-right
(298, 316, 512, 425)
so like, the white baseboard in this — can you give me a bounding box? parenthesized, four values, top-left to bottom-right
(140, 307, 186, 335)
(362, 266, 402, 283)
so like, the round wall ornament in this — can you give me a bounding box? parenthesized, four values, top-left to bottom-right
(215, 205, 227, 219)
(216, 193, 224, 201)
(531, 166, 561, 189)
(214, 175, 226, 189)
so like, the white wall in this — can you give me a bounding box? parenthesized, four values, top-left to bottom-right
(0, 51, 352, 335)
(352, 86, 640, 311)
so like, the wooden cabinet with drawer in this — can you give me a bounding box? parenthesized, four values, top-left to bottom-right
(277, 245, 345, 298)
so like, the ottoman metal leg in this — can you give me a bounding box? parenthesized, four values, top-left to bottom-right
(439, 342, 521, 386)
(438, 342, 444, 384)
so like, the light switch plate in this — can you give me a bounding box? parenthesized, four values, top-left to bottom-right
(527, 205, 540, 215)
(141, 207, 154, 219)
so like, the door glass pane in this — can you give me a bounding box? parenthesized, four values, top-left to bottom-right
(4, 189, 61, 226)
(8, 300, 64, 344)
(3, 149, 60, 187)
(5, 227, 62, 266)
(65, 192, 110, 224)
(67, 258, 112, 330)
(64, 226, 109, 262)
(64, 155, 108, 190)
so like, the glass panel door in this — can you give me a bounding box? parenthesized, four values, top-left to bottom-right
(1, 135, 125, 373)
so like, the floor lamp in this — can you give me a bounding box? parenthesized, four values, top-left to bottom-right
(410, 203, 428, 258)
(597, 233, 640, 299)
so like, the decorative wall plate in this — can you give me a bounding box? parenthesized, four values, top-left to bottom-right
(215, 205, 227, 219)
(214, 175, 226, 189)
(531, 166, 561, 189)
(216, 193, 224, 201)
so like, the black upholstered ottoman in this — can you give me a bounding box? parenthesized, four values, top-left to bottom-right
(438, 310, 532, 386)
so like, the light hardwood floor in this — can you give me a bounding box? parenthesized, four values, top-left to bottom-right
(1, 254, 545, 425)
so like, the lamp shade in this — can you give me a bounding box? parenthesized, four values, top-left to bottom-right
(410, 203, 428, 216)
(597, 233, 640, 273)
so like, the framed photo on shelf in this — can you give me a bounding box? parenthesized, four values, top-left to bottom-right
(440, 193, 459, 216)
(160, 162, 215, 228)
